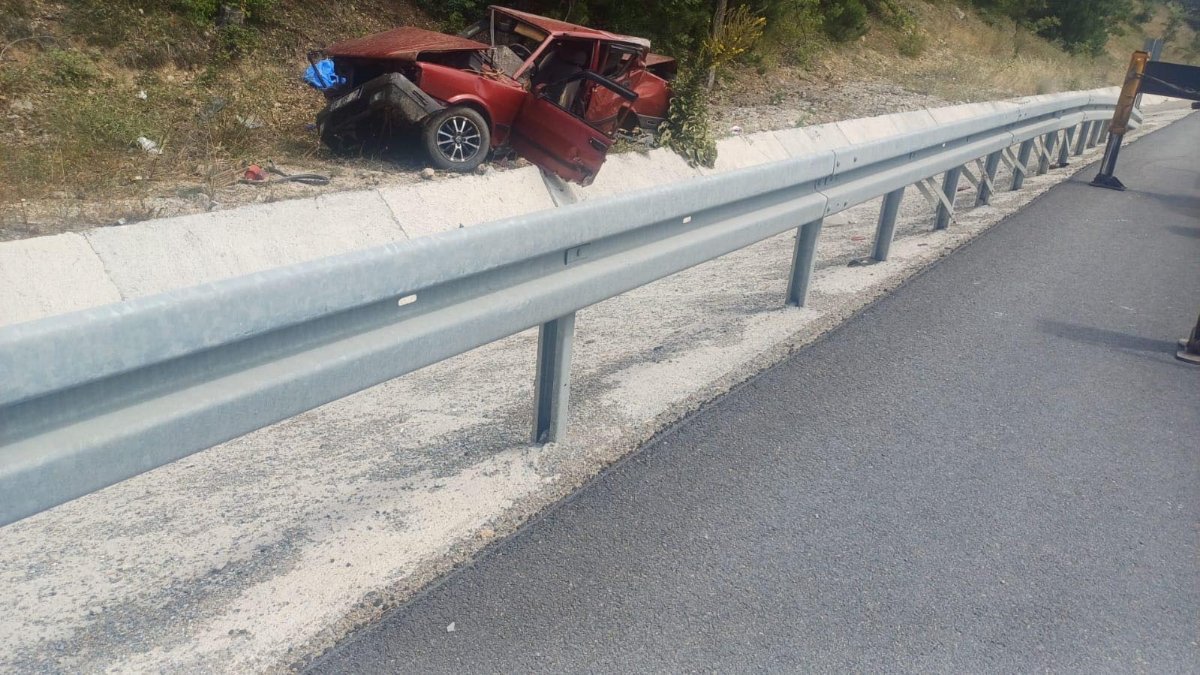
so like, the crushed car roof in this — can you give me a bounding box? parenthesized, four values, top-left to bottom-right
(327, 26, 490, 61)
(490, 6, 651, 49)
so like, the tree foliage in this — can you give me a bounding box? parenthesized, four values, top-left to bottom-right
(660, 5, 766, 166)
(969, 0, 1135, 55)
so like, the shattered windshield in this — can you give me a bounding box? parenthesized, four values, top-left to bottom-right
(468, 11, 546, 79)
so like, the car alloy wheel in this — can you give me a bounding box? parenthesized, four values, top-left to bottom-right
(435, 115, 483, 164)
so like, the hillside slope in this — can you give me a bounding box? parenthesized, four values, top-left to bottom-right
(0, 0, 1189, 239)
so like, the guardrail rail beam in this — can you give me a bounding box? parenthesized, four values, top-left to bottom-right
(0, 90, 1143, 527)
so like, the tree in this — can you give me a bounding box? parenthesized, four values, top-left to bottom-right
(707, 0, 728, 89)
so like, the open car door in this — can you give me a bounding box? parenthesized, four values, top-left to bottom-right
(510, 71, 638, 185)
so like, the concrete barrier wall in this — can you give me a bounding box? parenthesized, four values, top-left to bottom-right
(0, 87, 1166, 327)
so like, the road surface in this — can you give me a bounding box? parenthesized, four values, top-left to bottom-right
(310, 114, 1200, 672)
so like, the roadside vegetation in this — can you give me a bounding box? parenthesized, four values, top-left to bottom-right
(1, 0, 1196, 233)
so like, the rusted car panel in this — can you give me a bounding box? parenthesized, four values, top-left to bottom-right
(310, 6, 673, 182)
(414, 62, 526, 144)
(510, 91, 614, 184)
(491, 6, 647, 46)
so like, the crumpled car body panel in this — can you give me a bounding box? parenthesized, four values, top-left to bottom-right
(314, 7, 673, 183)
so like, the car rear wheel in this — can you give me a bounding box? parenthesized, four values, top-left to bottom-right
(423, 107, 490, 172)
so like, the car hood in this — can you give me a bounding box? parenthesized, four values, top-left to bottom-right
(327, 27, 489, 61)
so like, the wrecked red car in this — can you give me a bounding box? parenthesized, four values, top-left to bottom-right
(309, 6, 675, 184)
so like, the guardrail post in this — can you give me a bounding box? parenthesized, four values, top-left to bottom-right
(1055, 127, 1074, 168)
(533, 313, 576, 444)
(934, 167, 962, 230)
(975, 151, 1002, 206)
(1011, 140, 1035, 191)
(872, 188, 905, 262)
(1074, 122, 1091, 156)
(786, 218, 824, 307)
(1037, 133, 1057, 175)
(1086, 122, 1102, 149)
(1097, 123, 1110, 146)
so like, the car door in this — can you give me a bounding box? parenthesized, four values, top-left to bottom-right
(509, 71, 637, 185)
(583, 43, 641, 134)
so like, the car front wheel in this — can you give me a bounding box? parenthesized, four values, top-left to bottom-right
(423, 107, 490, 172)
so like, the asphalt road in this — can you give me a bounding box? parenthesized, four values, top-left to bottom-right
(310, 115, 1200, 673)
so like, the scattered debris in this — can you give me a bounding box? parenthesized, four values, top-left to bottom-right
(478, 528, 495, 539)
(198, 97, 227, 122)
(238, 161, 331, 186)
(242, 164, 269, 183)
(729, 125, 743, 135)
(217, 4, 245, 27)
(446, 622, 456, 633)
(420, 168, 436, 180)
(135, 137, 162, 155)
(136, 90, 148, 101)
(10, 99, 34, 113)
(850, 235, 866, 241)
(237, 115, 264, 130)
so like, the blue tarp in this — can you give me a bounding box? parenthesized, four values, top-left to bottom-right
(304, 59, 346, 90)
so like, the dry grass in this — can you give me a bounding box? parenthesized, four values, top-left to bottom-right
(0, 0, 434, 232)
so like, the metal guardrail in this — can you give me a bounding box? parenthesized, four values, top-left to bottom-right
(0, 92, 1140, 526)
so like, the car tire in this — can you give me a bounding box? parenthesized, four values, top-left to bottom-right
(423, 107, 490, 172)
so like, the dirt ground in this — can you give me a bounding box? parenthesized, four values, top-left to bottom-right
(0, 73, 957, 243)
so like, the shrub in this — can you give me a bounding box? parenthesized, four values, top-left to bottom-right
(0, 0, 33, 41)
(172, 0, 276, 24)
(757, 0, 824, 66)
(218, 23, 259, 59)
(46, 49, 100, 88)
(820, 0, 869, 42)
(897, 26, 927, 57)
(660, 6, 765, 167)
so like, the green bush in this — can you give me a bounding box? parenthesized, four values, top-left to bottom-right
(218, 23, 260, 58)
(0, 0, 33, 41)
(967, 0, 1135, 56)
(758, 0, 824, 66)
(660, 6, 765, 167)
(897, 26, 927, 57)
(172, 0, 276, 24)
(46, 49, 100, 88)
(820, 0, 869, 42)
